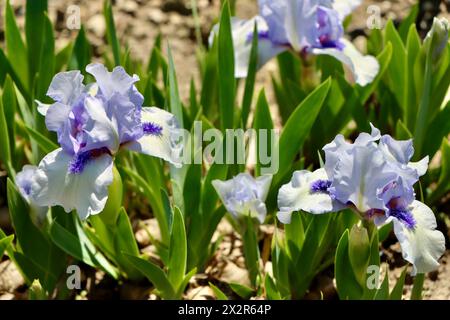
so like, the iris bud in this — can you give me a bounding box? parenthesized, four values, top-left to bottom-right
(98, 166, 123, 226)
(348, 224, 371, 287)
(423, 17, 449, 65)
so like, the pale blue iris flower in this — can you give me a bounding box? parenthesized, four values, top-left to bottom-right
(209, 0, 379, 86)
(213, 173, 272, 223)
(16, 165, 48, 225)
(277, 125, 445, 274)
(25, 63, 182, 219)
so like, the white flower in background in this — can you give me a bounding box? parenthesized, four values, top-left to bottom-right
(209, 0, 379, 86)
(16, 165, 48, 225)
(213, 173, 272, 223)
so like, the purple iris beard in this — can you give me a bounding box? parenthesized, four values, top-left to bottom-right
(143, 122, 163, 137)
(387, 197, 416, 229)
(310, 179, 332, 193)
(22, 184, 32, 196)
(69, 147, 110, 174)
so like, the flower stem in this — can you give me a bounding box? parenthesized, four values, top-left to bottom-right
(242, 216, 260, 288)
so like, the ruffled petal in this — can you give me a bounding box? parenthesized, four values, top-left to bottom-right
(312, 39, 379, 86)
(331, 144, 396, 212)
(86, 63, 140, 101)
(16, 165, 39, 201)
(354, 123, 381, 145)
(16, 165, 48, 225)
(35, 100, 51, 116)
(255, 174, 273, 201)
(30, 148, 114, 220)
(212, 173, 270, 223)
(408, 156, 429, 177)
(259, 0, 319, 51)
(45, 102, 72, 132)
(239, 198, 267, 224)
(378, 134, 429, 186)
(277, 168, 344, 224)
(323, 123, 380, 178)
(212, 178, 243, 221)
(125, 107, 182, 167)
(379, 135, 414, 164)
(83, 96, 120, 153)
(393, 201, 445, 275)
(258, 0, 290, 45)
(47, 70, 85, 105)
(379, 176, 415, 211)
(105, 93, 143, 145)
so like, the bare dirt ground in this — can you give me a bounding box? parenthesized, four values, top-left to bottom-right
(0, 0, 449, 300)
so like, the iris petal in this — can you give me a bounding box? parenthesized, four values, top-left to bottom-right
(277, 168, 344, 224)
(393, 201, 445, 275)
(125, 107, 182, 167)
(212, 173, 272, 224)
(31, 148, 114, 220)
(46, 70, 85, 105)
(312, 39, 380, 86)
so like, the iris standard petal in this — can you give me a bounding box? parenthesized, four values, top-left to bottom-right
(323, 134, 348, 178)
(212, 173, 270, 223)
(255, 174, 273, 201)
(83, 96, 121, 154)
(379, 135, 414, 164)
(393, 200, 445, 275)
(86, 63, 140, 100)
(45, 102, 72, 132)
(353, 123, 381, 145)
(47, 70, 85, 105)
(331, 144, 396, 212)
(125, 107, 182, 167)
(312, 39, 379, 86)
(323, 124, 380, 178)
(259, 0, 290, 45)
(105, 93, 143, 145)
(31, 148, 114, 220)
(379, 134, 429, 185)
(16, 165, 49, 225)
(212, 178, 244, 221)
(212, 179, 234, 209)
(285, 0, 319, 51)
(16, 165, 39, 201)
(379, 176, 415, 212)
(408, 156, 429, 177)
(36, 101, 51, 116)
